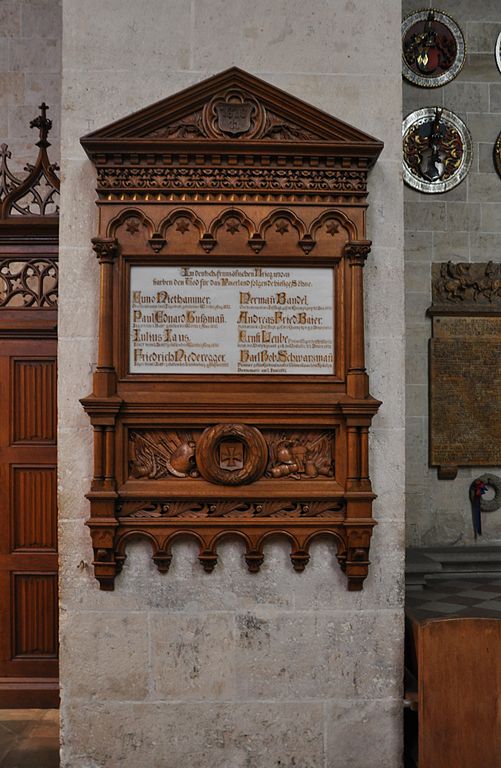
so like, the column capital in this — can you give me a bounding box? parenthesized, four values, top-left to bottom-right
(91, 237, 118, 263)
(344, 240, 371, 265)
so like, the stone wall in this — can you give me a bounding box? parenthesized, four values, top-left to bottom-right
(0, 0, 61, 172)
(404, 0, 501, 547)
(59, 1, 405, 766)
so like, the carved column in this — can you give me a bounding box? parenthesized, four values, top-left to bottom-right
(359, 426, 370, 490)
(345, 240, 371, 399)
(91, 237, 118, 397)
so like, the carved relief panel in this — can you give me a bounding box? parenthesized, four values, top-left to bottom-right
(81, 68, 383, 590)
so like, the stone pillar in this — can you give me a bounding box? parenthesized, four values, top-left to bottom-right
(59, 1, 405, 766)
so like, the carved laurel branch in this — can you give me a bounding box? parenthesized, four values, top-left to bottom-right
(120, 499, 344, 519)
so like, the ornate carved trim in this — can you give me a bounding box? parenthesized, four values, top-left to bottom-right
(129, 428, 336, 483)
(96, 165, 368, 196)
(120, 498, 344, 519)
(344, 240, 371, 265)
(0, 257, 58, 308)
(86, 518, 376, 588)
(0, 104, 60, 220)
(91, 237, 118, 263)
(194, 423, 269, 486)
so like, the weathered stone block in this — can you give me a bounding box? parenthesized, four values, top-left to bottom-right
(326, 698, 403, 768)
(468, 113, 501, 143)
(469, 173, 501, 203)
(406, 384, 428, 419)
(432, 231, 470, 262)
(364, 258, 405, 334)
(405, 262, 430, 293)
(57, 337, 96, 429)
(61, 701, 325, 768)
(60, 611, 150, 700)
(466, 21, 500, 52)
(0, 73, 24, 106)
(233, 610, 402, 700)
(480, 203, 501, 233)
(471, 232, 501, 261)
(404, 231, 433, 263)
(446, 81, 489, 113)
(24, 72, 61, 107)
(0, 3, 20, 37)
(21, 0, 62, 38)
(9, 36, 60, 72)
(192, 0, 400, 76)
(405, 291, 430, 326)
(404, 202, 446, 232)
(58, 428, 93, 521)
(490, 83, 501, 113)
(151, 613, 237, 700)
(447, 202, 481, 232)
(367, 336, 405, 429)
(62, 0, 191, 71)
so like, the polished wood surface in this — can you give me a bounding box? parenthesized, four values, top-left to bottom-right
(405, 581, 501, 768)
(81, 68, 383, 590)
(0, 105, 59, 708)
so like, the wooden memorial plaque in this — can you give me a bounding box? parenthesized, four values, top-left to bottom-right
(80, 68, 383, 590)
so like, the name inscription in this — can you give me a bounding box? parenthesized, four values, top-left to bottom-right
(129, 266, 334, 375)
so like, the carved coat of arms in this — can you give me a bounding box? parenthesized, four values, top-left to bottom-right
(214, 102, 253, 135)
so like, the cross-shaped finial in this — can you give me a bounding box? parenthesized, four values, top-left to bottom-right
(30, 102, 52, 148)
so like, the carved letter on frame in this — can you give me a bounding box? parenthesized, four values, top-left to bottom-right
(80, 68, 383, 590)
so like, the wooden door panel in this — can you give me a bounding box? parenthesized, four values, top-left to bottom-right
(12, 466, 57, 551)
(13, 573, 58, 658)
(0, 338, 58, 706)
(11, 357, 56, 444)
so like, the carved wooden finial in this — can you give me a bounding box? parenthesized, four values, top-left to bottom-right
(30, 102, 52, 149)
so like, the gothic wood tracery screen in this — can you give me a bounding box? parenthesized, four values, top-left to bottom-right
(0, 104, 59, 708)
(81, 68, 383, 591)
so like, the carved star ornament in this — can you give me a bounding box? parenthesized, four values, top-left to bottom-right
(402, 107, 473, 194)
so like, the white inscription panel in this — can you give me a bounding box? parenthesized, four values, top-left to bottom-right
(130, 266, 334, 375)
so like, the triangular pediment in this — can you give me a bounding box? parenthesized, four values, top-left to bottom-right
(81, 68, 383, 157)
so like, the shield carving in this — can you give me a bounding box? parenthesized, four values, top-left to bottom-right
(218, 440, 244, 471)
(214, 102, 253, 135)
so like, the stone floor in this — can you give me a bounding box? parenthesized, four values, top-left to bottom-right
(0, 710, 59, 767)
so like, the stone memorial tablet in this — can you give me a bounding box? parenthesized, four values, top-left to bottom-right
(130, 266, 334, 375)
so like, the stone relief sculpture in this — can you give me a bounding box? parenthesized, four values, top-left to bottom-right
(432, 261, 501, 305)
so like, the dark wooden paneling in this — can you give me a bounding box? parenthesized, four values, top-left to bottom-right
(12, 359, 56, 444)
(13, 573, 58, 658)
(0, 337, 58, 707)
(12, 466, 57, 550)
